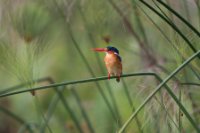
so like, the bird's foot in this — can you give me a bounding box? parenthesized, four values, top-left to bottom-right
(108, 73, 110, 80)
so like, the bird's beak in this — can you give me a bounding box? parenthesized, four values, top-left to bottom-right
(92, 48, 108, 52)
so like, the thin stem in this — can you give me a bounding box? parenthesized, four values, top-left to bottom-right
(181, 82, 200, 86)
(66, 21, 121, 125)
(40, 91, 60, 133)
(55, 88, 83, 133)
(118, 50, 200, 133)
(108, 0, 155, 62)
(131, 0, 149, 47)
(153, 97, 180, 132)
(178, 82, 182, 132)
(0, 77, 52, 95)
(156, 0, 200, 37)
(0, 73, 156, 98)
(0, 106, 34, 133)
(70, 88, 95, 133)
(2, 76, 83, 133)
(40, 78, 84, 133)
(137, 2, 200, 81)
(51, 0, 122, 124)
(165, 0, 175, 22)
(34, 96, 53, 133)
(139, 0, 199, 58)
(0, 105, 25, 124)
(77, 5, 122, 125)
(121, 79, 143, 133)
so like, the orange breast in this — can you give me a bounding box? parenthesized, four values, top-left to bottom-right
(104, 53, 122, 76)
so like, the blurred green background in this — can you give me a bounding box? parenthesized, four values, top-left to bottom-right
(0, 0, 200, 133)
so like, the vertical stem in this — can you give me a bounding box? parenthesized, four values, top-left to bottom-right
(40, 91, 60, 133)
(118, 50, 200, 132)
(55, 88, 83, 133)
(131, 0, 148, 45)
(70, 88, 95, 133)
(0, 106, 34, 133)
(178, 81, 182, 132)
(139, 0, 199, 58)
(34, 96, 53, 133)
(52, 0, 121, 125)
(67, 0, 120, 125)
(165, 0, 175, 22)
(39, 78, 84, 133)
(77, 4, 122, 125)
(108, 0, 156, 65)
(67, 22, 120, 124)
(121, 79, 143, 133)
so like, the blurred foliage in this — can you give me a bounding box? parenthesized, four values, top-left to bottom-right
(0, 0, 199, 133)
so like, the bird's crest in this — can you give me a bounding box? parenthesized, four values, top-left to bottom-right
(107, 46, 119, 54)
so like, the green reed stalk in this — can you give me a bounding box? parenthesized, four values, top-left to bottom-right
(55, 88, 83, 133)
(119, 50, 200, 133)
(0, 106, 34, 133)
(70, 88, 95, 133)
(156, 0, 200, 37)
(77, 4, 122, 125)
(121, 79, 143, 133)
(139, 0, 199, 58)
(0, 73, 156, 97)
(51, 0, 121, 124)
(118, 50, 200, 133)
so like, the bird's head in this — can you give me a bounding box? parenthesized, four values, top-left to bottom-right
(92, 46, 119, 54)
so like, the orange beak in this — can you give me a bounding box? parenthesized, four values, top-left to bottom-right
(92, 48, 108, 52)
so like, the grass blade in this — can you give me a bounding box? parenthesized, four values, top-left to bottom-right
(118, 50, 200, 133)
(34, 96, 53, 133)
(0, 73, 155, 97)
(181, 82, 200, 86)
(40, 91, 60, 133)
(51, 0, 122, 124)
(139, 0, 199, 58)
(77, 4, 122, 125)
(55, 88, 83, 133)
(0, 77, 53, 95)
(70, 87, 95, 133)
(121, 79, 143, 133)
(156, 0, 200, 37)
(0, 106, 34, 133)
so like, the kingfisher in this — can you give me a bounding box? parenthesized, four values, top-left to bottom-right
(92, 46, 122, 82)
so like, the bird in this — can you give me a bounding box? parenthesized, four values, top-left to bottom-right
(92, 46, 122, 82)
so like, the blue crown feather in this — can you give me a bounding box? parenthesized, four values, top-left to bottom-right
(107, 46, 119, 54)
(107, 46, 121, 62)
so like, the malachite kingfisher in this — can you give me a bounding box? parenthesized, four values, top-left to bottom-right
(92, 46, 122, 82)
